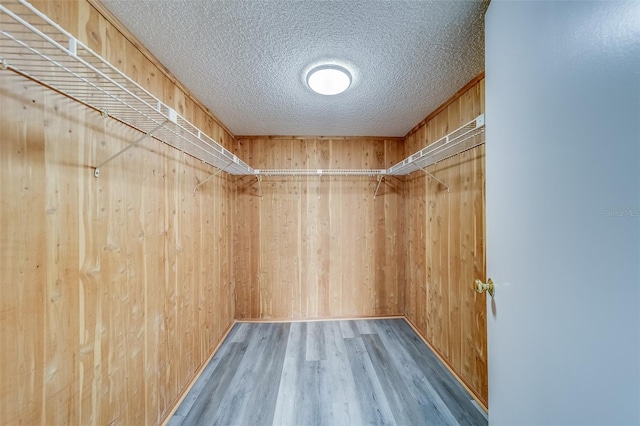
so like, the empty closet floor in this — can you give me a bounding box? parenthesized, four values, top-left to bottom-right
(168, 319, 487, 426)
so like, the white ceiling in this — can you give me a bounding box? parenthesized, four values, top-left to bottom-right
(100, 0, 488, 137)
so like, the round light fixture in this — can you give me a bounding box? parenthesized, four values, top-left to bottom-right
(306, 65, 352, 95)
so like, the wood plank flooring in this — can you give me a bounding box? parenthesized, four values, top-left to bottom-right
(168, 319, 487, 426)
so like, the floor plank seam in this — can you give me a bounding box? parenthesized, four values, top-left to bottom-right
(169, 319, 487, 426)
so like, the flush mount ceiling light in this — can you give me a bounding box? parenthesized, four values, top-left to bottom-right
(306, 65, 352, 95)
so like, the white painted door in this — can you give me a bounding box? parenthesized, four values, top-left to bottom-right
(485, 1, 640, 424)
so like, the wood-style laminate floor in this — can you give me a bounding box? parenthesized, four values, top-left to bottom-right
(168, 319, 487, 426)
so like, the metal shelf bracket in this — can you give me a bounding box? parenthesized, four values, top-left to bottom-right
(373, 175, 385, 200)
(256, 175, 263, 199)
(93, 120, 166, 178)
(419, 165, 450, 192)
(193, 161, 231, 194)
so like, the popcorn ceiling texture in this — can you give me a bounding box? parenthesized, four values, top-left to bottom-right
(100, 0, 488, 137)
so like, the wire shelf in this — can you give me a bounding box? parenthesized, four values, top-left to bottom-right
(387, 114, 485, 176)
(254, 169, 387, 176)
(0, 0, 253, 175)
(0, 0, 484, 180)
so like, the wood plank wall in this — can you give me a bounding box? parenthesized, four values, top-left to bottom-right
(233, 137, 405, 320)
(0, 0, 489, 418)
(0, 1, 236, 424)
(403, 78, 488, 406)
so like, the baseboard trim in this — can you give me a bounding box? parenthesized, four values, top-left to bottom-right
(161, 315, 488, 424)
(402, 316, 488, 412)
(236, 314, 404, 323)
(160, 320, 237, 426)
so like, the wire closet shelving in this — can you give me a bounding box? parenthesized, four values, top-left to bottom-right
(0, 0, 253, 177)
(0, 0, 485, 184)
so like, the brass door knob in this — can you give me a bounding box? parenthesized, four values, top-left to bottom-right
(474, 278, 495, 297)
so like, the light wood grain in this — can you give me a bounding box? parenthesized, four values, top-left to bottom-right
(404, 72, 485, 139)
(0, 0, 237, 423)
(1, 0, 488, 421)
(403, 78, 488, 407)
(233, 137, 405, 320)
(84, 0, 235, 138)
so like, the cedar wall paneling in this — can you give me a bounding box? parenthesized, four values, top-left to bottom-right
(404, 79, 487, 406)
(0, 1, 235, 425)
(234, 137, 405, 320)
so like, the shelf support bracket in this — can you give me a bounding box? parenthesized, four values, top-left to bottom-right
(94, 120, 167, 178)
(418, 165, 450, 192)
(257, 175, 263, 199)
(373, 175, 385, 200)
(0, 58, 8, 70)
(193, 160, 232, 194)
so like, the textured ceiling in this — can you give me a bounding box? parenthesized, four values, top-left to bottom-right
(100, 0, 488, 137)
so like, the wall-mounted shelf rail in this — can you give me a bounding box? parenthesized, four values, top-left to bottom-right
(0, 0, 484, 184)
(387, 114, 485, 176)
(0, 0, 253, 176)
(254, 169, 387, 176)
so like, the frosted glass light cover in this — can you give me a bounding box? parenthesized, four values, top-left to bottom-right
(307, 66, 352, 95)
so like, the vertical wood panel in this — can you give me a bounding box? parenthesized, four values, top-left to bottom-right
(0, 76, 47, 426)
(0, 0, 237, 424)
(403, 79, 487, 406)
(234, 137, 405, 320)
(2, 0, 487, 416)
